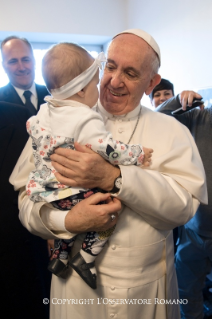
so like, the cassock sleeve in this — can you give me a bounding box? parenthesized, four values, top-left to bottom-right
(10, 138, 75, 239)
(112, 110, 207, 230)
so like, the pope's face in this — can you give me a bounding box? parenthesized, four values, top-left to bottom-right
(2, 39, 35, 90)
(100, 34, 160, 115)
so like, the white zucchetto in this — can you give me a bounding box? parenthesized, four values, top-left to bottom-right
(113, 29, 161, 66)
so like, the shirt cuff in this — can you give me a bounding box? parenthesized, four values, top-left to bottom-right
(40, 205, 69, 232)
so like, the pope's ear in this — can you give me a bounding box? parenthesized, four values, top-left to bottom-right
(145, 74, 161, 96)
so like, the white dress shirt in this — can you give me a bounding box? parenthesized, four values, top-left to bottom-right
(13, 82, 38, 109)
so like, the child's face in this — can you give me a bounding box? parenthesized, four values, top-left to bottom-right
(84, 69, 99, 107)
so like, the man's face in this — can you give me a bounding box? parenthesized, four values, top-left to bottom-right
(151, 89, 174, 108)
(2, 39, 35, 90)
(100, 34, 160, 115)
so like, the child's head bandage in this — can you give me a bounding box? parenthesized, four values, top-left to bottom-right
(50, 52, 107, 100)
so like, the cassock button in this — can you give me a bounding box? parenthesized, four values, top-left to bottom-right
(118, 128, 124, 133)
(111, 286, 115, 290)
(111, 245, 116, 250)
(110, 314, 115, 318)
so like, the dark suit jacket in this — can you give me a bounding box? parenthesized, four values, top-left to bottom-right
(0, 82, 49, 112)
(0, 101, 51, 319)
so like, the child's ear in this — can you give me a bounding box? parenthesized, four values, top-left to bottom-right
(77, 89, 85, 98)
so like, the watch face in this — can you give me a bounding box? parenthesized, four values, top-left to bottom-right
(115, 177, 122, 189)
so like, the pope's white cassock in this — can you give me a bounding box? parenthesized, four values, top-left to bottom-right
(10, 101, 207, 319)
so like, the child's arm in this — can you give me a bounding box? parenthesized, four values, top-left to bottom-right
(75, 110, 153, 167)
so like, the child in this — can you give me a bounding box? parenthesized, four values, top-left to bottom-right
(26, 43, 153, 289)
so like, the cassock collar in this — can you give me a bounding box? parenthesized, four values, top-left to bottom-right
(96, 100, 142, 121)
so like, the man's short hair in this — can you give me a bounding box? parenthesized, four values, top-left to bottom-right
(1, 35, 34, 56)
(149, 78, 174, 100)
(42, 42, 93, 92)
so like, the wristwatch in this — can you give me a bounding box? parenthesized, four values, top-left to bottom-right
(109, 172, 122, 193)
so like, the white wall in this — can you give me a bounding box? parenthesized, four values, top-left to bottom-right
(127, 0, 212, 108)
(1, 0, 211, 107)
(0, 0, 127, 44)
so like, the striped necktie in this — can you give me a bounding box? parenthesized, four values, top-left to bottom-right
(23, 90, 36, 115)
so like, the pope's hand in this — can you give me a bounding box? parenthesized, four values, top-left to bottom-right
(50, 142, 120, 191)
(65, 192, 121, 233)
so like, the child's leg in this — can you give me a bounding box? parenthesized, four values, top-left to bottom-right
(52, 238, 75, 263)
(48, 194, 83, 278)
(50, 189, 110, 284)
(48, 237, 75, 279)
(71, 226, 115, 289)
(81, 226, 116, 273)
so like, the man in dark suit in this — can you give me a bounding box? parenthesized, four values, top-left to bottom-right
(0, 36, 49, 114)
(0, 36, 51, 319)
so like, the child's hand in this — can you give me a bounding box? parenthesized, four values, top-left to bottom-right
(142, 147, 153, 167)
